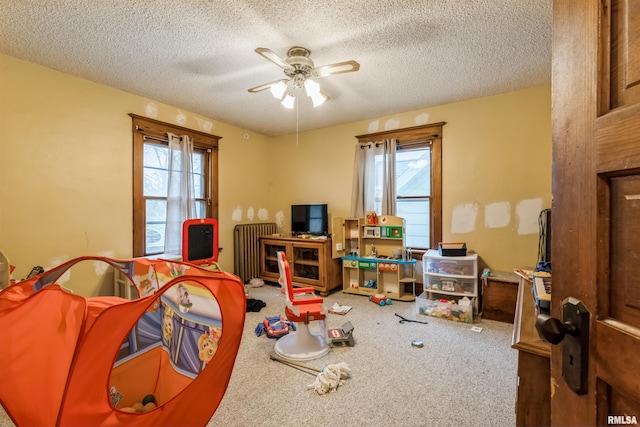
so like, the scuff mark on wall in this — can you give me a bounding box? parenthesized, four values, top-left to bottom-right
(257, 208, 269, 221)
(232, 206, 242, 222)
(247, 207, 255, 221)
(485, 202, 511, 228)
(451, 203, 479, 233)
(384, 118, 400, 130)
(415, 113, 430, 126)
(516, 198, 543, 235)
(275, 211, 285, 229)
(145, 103, 158, 118)
(368, 120, 380, 133)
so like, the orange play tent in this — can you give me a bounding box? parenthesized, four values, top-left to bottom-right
(0, 256, 245, 426)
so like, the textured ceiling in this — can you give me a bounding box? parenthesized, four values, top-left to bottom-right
(0, 1, 552, 137)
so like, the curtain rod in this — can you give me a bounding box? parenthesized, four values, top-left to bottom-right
(137, 126, 186, 143)
(358, 139, 433, 149)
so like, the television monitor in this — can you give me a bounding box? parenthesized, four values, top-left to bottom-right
(291, 204, 328, 235)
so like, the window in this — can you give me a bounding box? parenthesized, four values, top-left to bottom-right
(131, 114, 220, 257)
(356, 123, 443, 250)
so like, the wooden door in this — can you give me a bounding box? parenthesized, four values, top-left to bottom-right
(552, 0, 640, 424)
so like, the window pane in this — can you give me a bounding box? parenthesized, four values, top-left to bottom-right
(192, 152, 205, 198)
(397, 199, 430, 248)
(396, 148, 430, 197)
(146, 199, 167, 254)
(144, 143, 169, 197)
(195, 200, 206, 218)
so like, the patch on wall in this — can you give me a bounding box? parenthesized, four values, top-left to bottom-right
(195, 117, 214, 133)
(484, 202, 511, 229)
(384, 118, 400, 130)
(246, 207, 255, 221)
(232, 206, 242, 222)
(95, 251, 115, 275)
(415, 113, 430, 126)
(145, 103, 159, 118)
(367, 120, 380, 133)
(49, 256, 70, 285)
(516, 198, 543, 235)
(275, 211, 284, 229)
(175, 111, 187, 126)
(451, 203, 479, 234)
(257, 208, 269, 221)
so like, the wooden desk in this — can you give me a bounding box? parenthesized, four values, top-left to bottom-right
(512, 274, 551, 426)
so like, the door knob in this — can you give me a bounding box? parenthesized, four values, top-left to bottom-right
(535, 297, 590, 395)
(535, 314, 577, 344)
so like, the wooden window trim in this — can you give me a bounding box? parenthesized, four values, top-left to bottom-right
(130, 114, 221, 257)
(356, 122, 444, 250)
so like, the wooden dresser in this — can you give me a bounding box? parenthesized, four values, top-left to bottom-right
(511, 274, 551, 426)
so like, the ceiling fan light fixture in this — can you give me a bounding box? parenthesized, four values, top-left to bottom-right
(310, 91, 328, 107)
(249, 46, 360, 110)
(270, 81, 288, 99)
(304, 79, 321, 97)
(281, 92, 296, 109)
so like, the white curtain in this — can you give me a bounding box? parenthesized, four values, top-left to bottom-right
(164, 133, 196, 255)
(350, 138, 397, 218)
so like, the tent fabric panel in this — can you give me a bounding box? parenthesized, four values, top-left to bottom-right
(0, 287, 86, 427)
(59, 272, 246, 427)
(110, 346, 163, 408)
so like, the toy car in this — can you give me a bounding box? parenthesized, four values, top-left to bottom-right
(369, 294, 392, 306)
(254, 315, 296, 338)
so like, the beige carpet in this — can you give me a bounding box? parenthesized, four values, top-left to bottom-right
(208, 284, 517, 427)
(0, 284, 517, 427)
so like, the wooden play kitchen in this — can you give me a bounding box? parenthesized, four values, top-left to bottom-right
(333, 214, 416, 302)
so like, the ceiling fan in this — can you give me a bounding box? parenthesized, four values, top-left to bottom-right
(248, 46, 360, 108)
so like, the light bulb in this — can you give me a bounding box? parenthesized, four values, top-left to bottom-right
(304, 79, 321, 96)
(270, 81, 287, 99)
(281, 93, 295, 109)
(310, 91, 328, 107)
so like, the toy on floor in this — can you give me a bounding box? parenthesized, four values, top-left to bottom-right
(328, 321, 355, 347)
(255, 315, 296, 338)
(119, 394, 157, 413)
(269, 352, 351, 395)
(364, 279, 377, 288)
(369, 293, 392, 306)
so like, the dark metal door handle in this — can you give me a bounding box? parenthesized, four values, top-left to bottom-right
(535, 297, 590, 395)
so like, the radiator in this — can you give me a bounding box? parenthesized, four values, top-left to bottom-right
(233, 223, 277, 283)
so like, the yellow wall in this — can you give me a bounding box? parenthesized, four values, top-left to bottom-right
(0, 54, 273, 294)
(270, 85, 551, 272)
(1, 52, 550, 294)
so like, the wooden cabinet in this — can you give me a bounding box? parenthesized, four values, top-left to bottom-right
(482, 270, 520, 322)
(512, 274, 550, 426)
(259, 235, 341, 296)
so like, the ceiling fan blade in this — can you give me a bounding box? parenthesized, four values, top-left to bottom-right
(255, 47, 290, 69)
(248, 79, 287, 93)
(313, 60, 360, 76)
